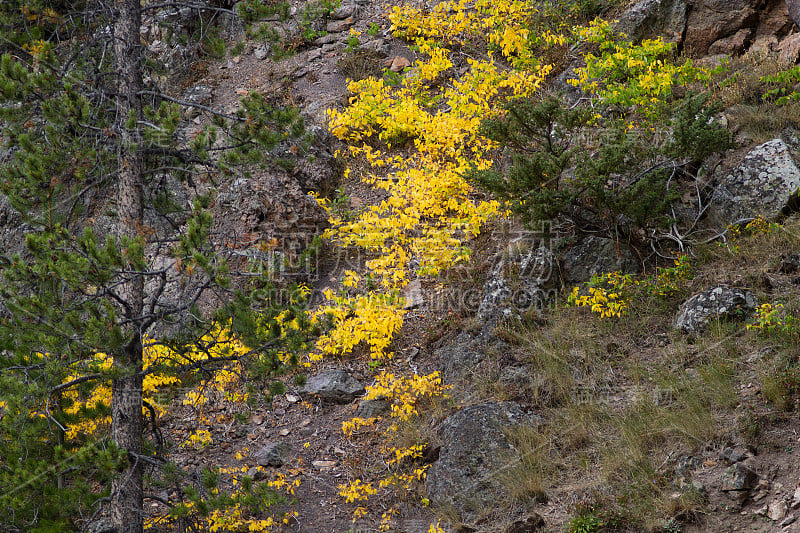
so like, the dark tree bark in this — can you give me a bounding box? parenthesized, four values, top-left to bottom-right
(110, 0, 145, 531)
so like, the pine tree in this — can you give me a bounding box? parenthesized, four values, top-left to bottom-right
(0, 1, 310, 531)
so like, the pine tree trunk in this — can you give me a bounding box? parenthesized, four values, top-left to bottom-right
(110, 0, 145, 531)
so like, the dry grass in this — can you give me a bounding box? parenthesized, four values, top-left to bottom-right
(337, 49, 386, 82)
(702, 52, 800, 143)
(500, 425, 556, 504)
(711, 54, 785, 107)
(693, 216, 800, 287)
(727, 101, 800, 144)
(478, 259, 760, 528)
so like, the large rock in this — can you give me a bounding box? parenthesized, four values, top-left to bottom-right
(755, 0, 794, 40)
(721, 461, 759, 492)
(674, 286, 758, 333)
(561, 236, 639, 284)
(290, 127, 342, 196)
(778, 32, 800, 65)
(789, 0, 800, 27)
(426, 402, 542, 524)
(613, 0, 793, 57)
(213, 171, 328, 280)
(255, 441, 293, 467)
(434, 332, 485, 382)
(613, 0, 688, 43)
(299, 369, 365, 403)
(710, 139, 800, 228)
(476, 244, 560, 331)
(683, 0, 759, 57)
(708, 28, 753, 55)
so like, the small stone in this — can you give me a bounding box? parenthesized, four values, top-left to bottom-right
(769, 500, 789, 521)
(300, 417, 311, 427)
(279, 428, 290, 436)
(235, 88, 249, 96)
(355, 399, 390, 418)
(721, 462, 758, 492)
(251, 414, 263, 425)
(403, 279, 423, 309)
(326, 17, 354, 33)
(286, 394, 299, 403)
(390, 56, 411, 72)
(334, 446, 346, 455)
(254, 45, 269, 60)
(312, 460, 336, 469)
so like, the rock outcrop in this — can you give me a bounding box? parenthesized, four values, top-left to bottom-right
(426, 402, 543, 525)
(615, 0, 797, 58)
(710, 139, 800, 228)
(561, 236, 640, 284)
(476, 242, 560, 332)
(613, 0, 688, 44)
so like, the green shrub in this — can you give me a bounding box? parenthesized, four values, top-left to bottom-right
(470, 90, 731, 237)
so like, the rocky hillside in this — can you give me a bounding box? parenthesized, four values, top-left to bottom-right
(140, 0, 800, 530)
(11, 0, 800, 531)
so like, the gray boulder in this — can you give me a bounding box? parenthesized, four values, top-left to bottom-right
(476, 244, 560, 331)
(255, 441, 293, 467)
(299, 369, 365, 403)
(355, 399, 391, 418)
(561, 236, 640, 284)
(433, 332, 485, 382)
(710, 139, 800, 228)
(426, 402, 542, 524)
(613, 0, 688, 44)
(674, 286, 757, 333)
(789, 0, 800, 27)
(721, 461, 759, 492)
